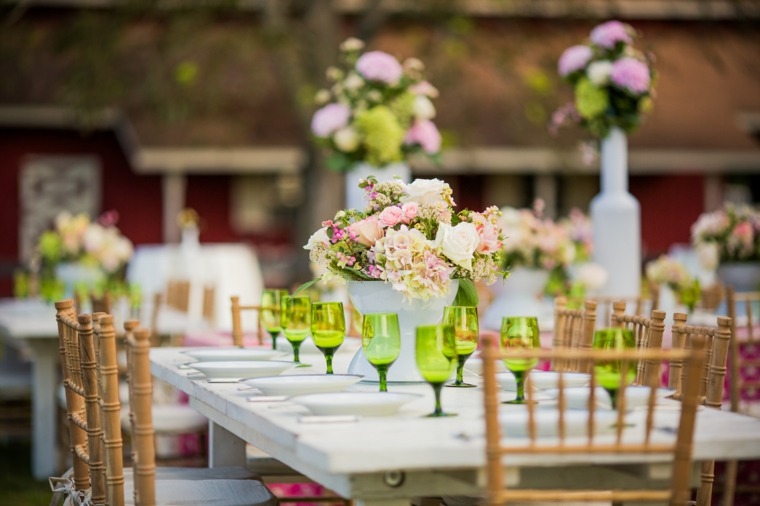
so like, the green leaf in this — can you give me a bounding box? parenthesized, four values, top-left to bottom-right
(453, 278, 479, 307)
(294, 278, 320, 295)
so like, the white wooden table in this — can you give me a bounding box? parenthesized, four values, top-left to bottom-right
(0, 298, 208, 479)
(151, 345, 760, 505)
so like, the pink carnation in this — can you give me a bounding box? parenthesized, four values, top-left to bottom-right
(558, 45, 593, 77)
(610, 57, 651, 95)
(590, 20, 633, 49)
(404, 119, 441, 154)
(311, 103, 351, 137)
(356, 51, 403, 84)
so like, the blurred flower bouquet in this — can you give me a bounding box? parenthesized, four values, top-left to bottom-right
(552, 20, 655, 138)
(36, 211, 134, 298)
(691, 204, 760, 269)
(311, 38, 442, 172)
(645, 254, 700, 312)
(304, 177, 504, 303)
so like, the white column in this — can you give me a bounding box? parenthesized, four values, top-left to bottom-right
(590, 127, 641, 298)
(162, 173, 186, 244)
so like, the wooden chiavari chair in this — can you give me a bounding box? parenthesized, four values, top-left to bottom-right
(552, 297, 597, 373)
(482, 332, 707, 505)
(668, 313, 732, 506)
(610, 302, 667, 387)
(53, 299, 279, 506)
(230, 295, 269, 347)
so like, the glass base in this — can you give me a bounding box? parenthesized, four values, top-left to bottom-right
(446, 382, 476, 388)
(295, 363, 312, 368)
(502, 398, 537, 405)
(425, 412, 457, 418)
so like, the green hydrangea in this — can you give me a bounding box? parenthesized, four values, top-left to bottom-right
(388, 91, 415, 129)
(38, 231, 62, 262)
(574, 78, 609, 119)
(355, 106, 405, 166)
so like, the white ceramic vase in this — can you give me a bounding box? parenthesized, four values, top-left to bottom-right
(717, 262, 760, 292)
(345, 162, 411, 211)
(482, 267, 551, 331)
(346, 279, 458, 383)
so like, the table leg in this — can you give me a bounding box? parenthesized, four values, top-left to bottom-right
(26, 340, 60, 480)
(208, 421, 246, 467)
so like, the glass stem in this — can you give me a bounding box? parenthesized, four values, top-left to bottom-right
(378, 365, 389, 392)
(455, 359, 466, 385)
(432, 383, 444, 415)
(514, 371, 526, 402)
(292, 342, 301, 363)
(270, 331, 278, 350)
(606, 388, 618, 410)
(325, 354, 334, 374)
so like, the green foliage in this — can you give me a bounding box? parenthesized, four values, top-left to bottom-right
(452, 278, 478, 308)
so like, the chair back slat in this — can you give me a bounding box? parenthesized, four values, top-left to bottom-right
(230, 295, 267, 347)
(552, 298, 596, 372)
(482, 336, 707, 506)
(611, 305, 666, 387)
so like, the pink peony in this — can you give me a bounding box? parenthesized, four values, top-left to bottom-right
(355, 51, 403, 84)
(610, 57, 651, 95)
(404, 119, 441, 154)
(378, 206, 404, 228)
(348, 216, 383, 247)
(311, 103, 351, 137)
(558, 45, 593, 77)
(590, 20, 633, 49)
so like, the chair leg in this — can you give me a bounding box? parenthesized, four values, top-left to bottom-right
(722, 460, 738, 506)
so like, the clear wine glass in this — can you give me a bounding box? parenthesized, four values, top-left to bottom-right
(442, 306, 479, 388)
(310, 301, 345, 374)
(361, 313, 401, 392)
(280, 295, 311, 367)
(416, 324, 458, 417)
(500, 316, 540, 404)
(592, 327, 636, 410)
(261, 288, 288, 350)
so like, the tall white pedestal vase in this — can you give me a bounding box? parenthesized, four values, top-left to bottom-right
(345, 162, 411, 211)
(590, 127, 641, 298)
(346, 279, 458, 383)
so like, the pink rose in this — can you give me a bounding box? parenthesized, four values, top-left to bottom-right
(475, 222, 502, 254)
(356, 51, 403, 84)
(404, 119, 441, 154)
(378, 206, 404, 228)
(590, 20, 633, 49)
(400, 202, 418, 223)
(311, 103, 351, 137)
(348, 216, 383, 246)
(558, 45, 592, 77)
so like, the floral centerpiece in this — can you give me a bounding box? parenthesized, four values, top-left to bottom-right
(645, 254, 700, 312)
(551, 20, 655, 138)
(304, 177, 504, 305)
(691, 204, 760, 269)
(310, 38, 442, 173)
(36, 210, 134, 298)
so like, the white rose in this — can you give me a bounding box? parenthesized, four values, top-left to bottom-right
(401, 178, 450, 206)
(587, 60, 613, 86)
(696, 243, 719, 271)
(334, 127, 360, 152)
(304, 227, 330, 250)
(413, 95, 436, 120)
(435, 222, 479, 271)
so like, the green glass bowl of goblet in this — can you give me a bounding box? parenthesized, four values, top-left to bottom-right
(416, 324, 458, 417)
(442, 306, 479, 388)
(361, 313, 401, 392)
(592, 327, 636, 410)
(280, 295, 311, 367)
(500, 316, 540, 404)
(310, 301, 346, 374)
(261, 288, 288, 350)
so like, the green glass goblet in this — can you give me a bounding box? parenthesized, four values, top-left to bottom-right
(500, 316, 540, 404)
(280, 295, 311, 367)
(416, 324, 458, 417)
(442, 306, 479, 388)
(592, 327, 636, 410)
(361, 313, 401, 392)
(261, 288, 288, 350)
(310, 301, 346, 374)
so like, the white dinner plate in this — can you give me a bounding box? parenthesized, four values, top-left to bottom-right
(496, 371, 591, 391)
(188, 360, 296, 380)
(289, 392, 420, 417)
(241, 374, 364, 397)
(500, 409, 620, 438)
(183, 348, 285, 362)
(544, 385, 674, 410)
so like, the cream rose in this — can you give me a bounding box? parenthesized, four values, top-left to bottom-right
(435, 222, 479, 271)
(348, 216, 383, 247)
(401, 178, 448, 206)
(303, 226, 330, 250)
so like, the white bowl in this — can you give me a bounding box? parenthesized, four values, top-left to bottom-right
(241, 374, 364, 397)
(188, 360, 296, 380)
(496, 371, 591, 391)
(183, 348, 285, 362)
(289, 392, 420, 417)
(500, 409, 620, 438)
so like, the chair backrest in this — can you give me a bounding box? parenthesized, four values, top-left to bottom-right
(230, 295, 266, 347)
(166, 279, 191, 313)
(55, 299, 107, 504)
(726, 287, 760, 413)
(552, 297, 597, 372)
(610, 303, 667, 388)
(481, 332, 707, 506)
(591, 293, 658, 328)
(202, 285, 216, 323)
(92, 292, 113, 314)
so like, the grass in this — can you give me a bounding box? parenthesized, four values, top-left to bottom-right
(0, 438, 55, 506)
